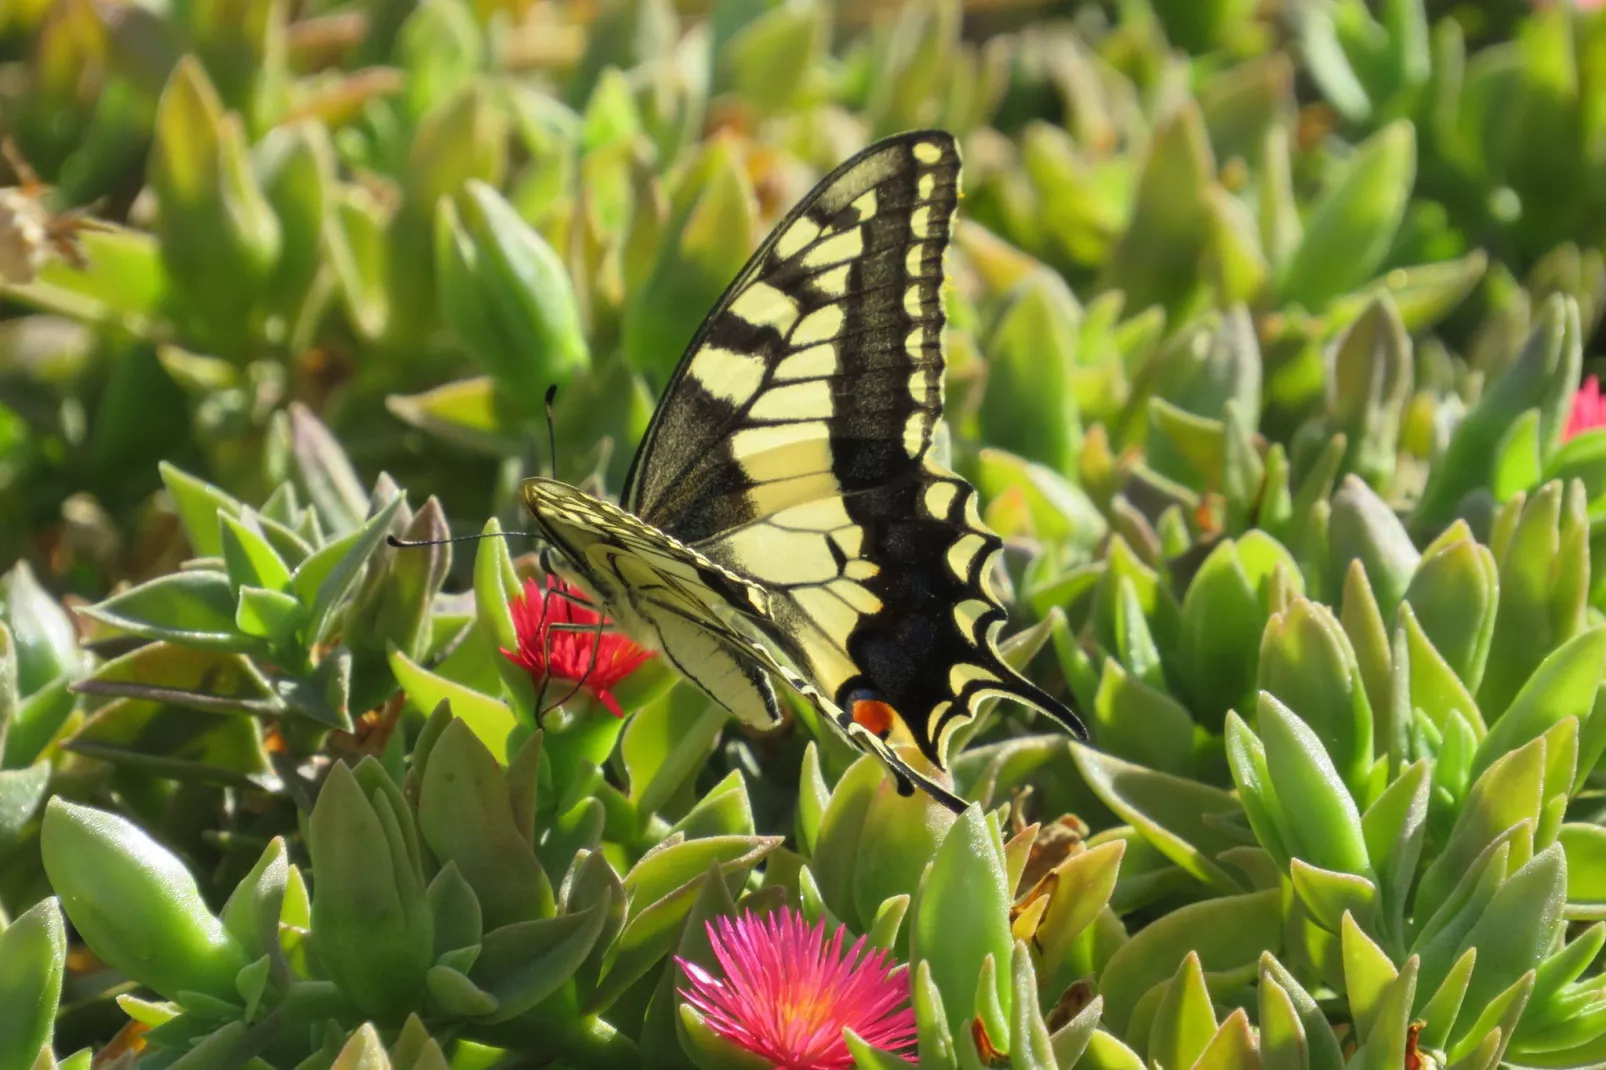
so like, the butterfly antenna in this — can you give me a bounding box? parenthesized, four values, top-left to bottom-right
(544, 384, 560, 480)
(532, 581, 557, 722)
(387, 530, 537, 549)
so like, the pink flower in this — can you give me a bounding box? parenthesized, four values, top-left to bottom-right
(677, 907, 918, 1069)
(1565, 376, 1606, 441)
(500, 575, 653, 716)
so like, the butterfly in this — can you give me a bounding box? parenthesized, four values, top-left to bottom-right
(522, 130, 1087, 813)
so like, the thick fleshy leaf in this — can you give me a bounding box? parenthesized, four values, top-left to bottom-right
(1560, 823, 1606, 916)
(1034, 840, 1126, 1000)
(159, 463, 244, 560)
(1071, 743, 1247, 893)
(1341, 912, 1397, 1041)
(291, 493, 405, 647)
(1179, 535, 1298, 730)
(436, 181, 589, 414)
(810, 754, 888, 931)
(1260, 953, 1345, 1070)
(1479, 480, 1591, 721)
(1097, 888, 1280, 1033)
(471, 903, 608, 1023)
(1091, 658, 1194, 776)
(0, 896, 65, 1070)
(389, 649, 519, 761)
(1146, 951, 1217, 1070)
(1258, 976, 1309, 1070)
(592, 836, 779, 1011)
(980, 271, 1082, 473)
(416, 718, 554, 929)
(78, 571, 255, 653)
(73, 642, 279, 717)
(1403, 522, 1499, 694)
(1340, 561, 1393, 728)
(1193, 1009, 1260, 1070)
(67, 697, 271, 783)
(1361, 759, 1429, 944)
(1008, 940, 1057, 1070)
(1451, 844, 1566, 1020)
(622, 683, 729, 819)
(913, 959, 958, 1070)
(1415, 735, 1546, 921)
(1416, 297, 1581, 529)
(1471, 627, 1606, 784)
(1278, 121, 1415, 311)
(1328, 475, 1419, 620)
(1256, 692, 1371, 878)
(1399, 604, 1486, 740)
(974, 448, 1106, 553)
(623, 138, 757, 383)
(1291, 861, 1378, 935)
(911, 806, 1014, 1040)
(1355, 952, 1418, 1070)
(1098, 100, 1215, 320)
(851, 760, 959, 955)
(1418, 947, 1477, 1052)
(1258, 597, 1373, 795)
(43, 799, 249, 1004)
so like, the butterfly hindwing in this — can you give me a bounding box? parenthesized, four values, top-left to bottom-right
(525, 479, 791, 730)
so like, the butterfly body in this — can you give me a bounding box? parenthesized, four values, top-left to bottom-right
(523, 130, 1085, 811)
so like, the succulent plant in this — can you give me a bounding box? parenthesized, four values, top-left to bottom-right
(3, 0, 1606, 1068)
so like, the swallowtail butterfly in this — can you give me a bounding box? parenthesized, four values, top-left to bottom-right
(522, 130, 1087, 812)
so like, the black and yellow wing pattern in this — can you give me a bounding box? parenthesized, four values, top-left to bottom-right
(522, 130, 1086, 812)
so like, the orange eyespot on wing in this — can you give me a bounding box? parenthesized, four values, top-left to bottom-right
(851, 698, 898, 739)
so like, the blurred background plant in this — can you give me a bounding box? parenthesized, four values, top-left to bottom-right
(5, 0, 1606, 1066)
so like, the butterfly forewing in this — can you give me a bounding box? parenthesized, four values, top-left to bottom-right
(621, 133, 957, 535)
(622, 131, 1082, 764)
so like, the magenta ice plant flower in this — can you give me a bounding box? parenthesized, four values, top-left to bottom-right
(677, 907, 918, 1069)
(1565, 375, 1606, 441)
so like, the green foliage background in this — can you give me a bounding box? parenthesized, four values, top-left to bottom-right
(2, 0, 1606, 1067)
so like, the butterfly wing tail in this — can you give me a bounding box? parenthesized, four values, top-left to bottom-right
(992, 674, 1089, 740)
(841, 720, 969, 814)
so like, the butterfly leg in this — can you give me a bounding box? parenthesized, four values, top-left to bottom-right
(531, 581, 558, 724)
(542, 585, 599, 611)
(540, 613, 607, 717)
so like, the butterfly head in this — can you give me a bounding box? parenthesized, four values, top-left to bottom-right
(519, 477, 613, 543)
